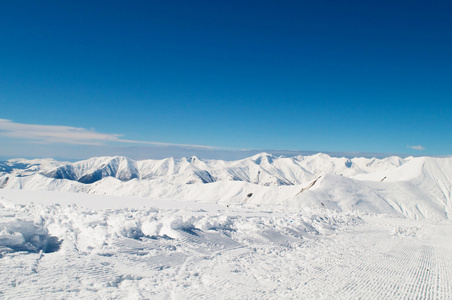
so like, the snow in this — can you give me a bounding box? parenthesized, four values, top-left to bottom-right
(1, 153, 452, 298)
(2, 153, 452, 220)
(0, 218, 53, 253)
(0, 190, 451, 299)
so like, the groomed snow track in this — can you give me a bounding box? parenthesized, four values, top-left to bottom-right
(295, 219, 452, 299)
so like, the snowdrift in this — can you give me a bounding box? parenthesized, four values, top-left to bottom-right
(0, 200, 61, 253)
(1, 153, 452, 220)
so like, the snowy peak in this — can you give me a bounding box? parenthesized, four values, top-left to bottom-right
(44, 164, 77, 181)
(40, 156, 139, 184)
(250, 152, 274, 165)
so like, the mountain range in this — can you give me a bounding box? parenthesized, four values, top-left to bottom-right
(1, 153, 451, 220)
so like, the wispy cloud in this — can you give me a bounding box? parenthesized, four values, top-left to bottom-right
(0, 119, 215, 149)
(407, 145, 425, 151)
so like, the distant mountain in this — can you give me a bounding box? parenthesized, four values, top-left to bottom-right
(1, 153, 451, 220)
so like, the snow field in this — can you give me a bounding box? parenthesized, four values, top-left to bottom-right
(1, 191, 452, 299)
(0, 193, 360, 299)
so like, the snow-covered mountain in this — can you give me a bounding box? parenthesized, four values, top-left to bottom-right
(1, 153, 451, 220)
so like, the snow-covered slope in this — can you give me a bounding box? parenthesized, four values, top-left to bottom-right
(1, 153, 452, 220)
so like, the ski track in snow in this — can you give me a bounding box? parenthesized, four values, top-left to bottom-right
(1, 192, 452, 299)
(299, 220, 452, 299)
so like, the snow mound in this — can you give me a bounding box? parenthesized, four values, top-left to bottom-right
(0, 201, 61, 253)
(0, 219, 48, 252)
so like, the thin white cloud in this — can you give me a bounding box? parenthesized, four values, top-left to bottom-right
(407, 145, 425, 151)
(0, 119, 215, 149)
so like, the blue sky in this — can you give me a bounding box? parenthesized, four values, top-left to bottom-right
(1, 1, 451, 160)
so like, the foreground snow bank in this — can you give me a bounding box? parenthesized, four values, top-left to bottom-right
(0, 201, 61, 253)
(0, 195, 361, 256)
